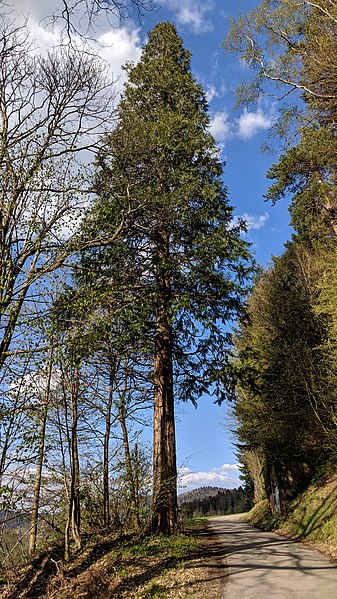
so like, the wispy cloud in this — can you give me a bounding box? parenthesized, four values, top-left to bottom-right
(209, 110, 231, 143)
(205, 86, 219, 104)
(178, 463, 241, 493)
(161, 0, 215, 34)
(232, 212, 270, 232)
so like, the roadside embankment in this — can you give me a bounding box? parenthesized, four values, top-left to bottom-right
(243, 466, 337, 562)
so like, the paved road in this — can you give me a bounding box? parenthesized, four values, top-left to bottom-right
(207, 514, 337, 599)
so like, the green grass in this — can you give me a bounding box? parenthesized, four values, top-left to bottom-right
(280, 474, 337, 544)
(244, 466, 337, 558)
(243, 499, 278, 530)
(1, 521, 208, 598)
(123, 532, 199, 560)
(102, 530, 202, 597)
(142, 582, 169, 597)
(185, 517, 209, 527)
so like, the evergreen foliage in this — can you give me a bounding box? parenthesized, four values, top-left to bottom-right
(179, 486, 251, 517)
(85, 22, 252, 533)
(90, 22, 251, 402)
(225, 0, 337, 517)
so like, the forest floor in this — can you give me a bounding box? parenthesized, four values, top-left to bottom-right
(0, 519, 228, 599)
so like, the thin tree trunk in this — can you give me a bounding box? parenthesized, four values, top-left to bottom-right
(0, 411, 16, 481)
(65, 361, 81, 560)
(28, 347, 53, 556)
(316, 171, 337, 236)
(0, 358, 32, 481)
(133, 442, 140, 520)
(152, 233, 177, 534)
(103, 354, 116, 529)
(117, 371, 141, 530)
(70, 363, 81, 548)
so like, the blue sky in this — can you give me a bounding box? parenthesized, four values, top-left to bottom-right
(16, 0, 293, 492)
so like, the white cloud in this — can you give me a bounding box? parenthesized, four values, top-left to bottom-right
(209, 106, 274, 148)
(237, 108, 272, 140)
(24, 19, 63, 53)
(243, 212, 270, 230)
(209, 110, 231, 143)
(178, 463, 241, 493)
(97, 28, 142, 91)
(14, 14, 142, 96)
(161, 0, 214, 34)
(13, 0, 119, 29)
(9, 367, 62, 406)
(232, 212, 270, 232)
(14, 0, 58, 20)
(205, 86, 219, 104)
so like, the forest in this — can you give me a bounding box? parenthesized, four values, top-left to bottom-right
(225, 0, 337, 518)
(0, 0, 336, 590)
(179, 486, 251, 517)
(0, 0, 251, 574)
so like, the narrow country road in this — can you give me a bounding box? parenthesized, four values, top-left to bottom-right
(207, 514, 337, 599)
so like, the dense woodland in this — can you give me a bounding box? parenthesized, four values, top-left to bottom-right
(179, 486, 251, 516)
(225, 0, 337, 516)
(0, 0, 251, 574)
(0, 0, 336, 584)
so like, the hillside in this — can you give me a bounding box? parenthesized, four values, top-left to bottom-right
(178, 486, 227, 503)
(0, 522, 227, 599)
(179, 486, 252, 516)
(244, 465, 337, 561)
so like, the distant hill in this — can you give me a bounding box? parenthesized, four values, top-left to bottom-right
(179, 486, 252, 516)
(178, 486, 226, 504)
(0, 510, 30, 529)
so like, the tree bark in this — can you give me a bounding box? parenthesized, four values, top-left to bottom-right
(152, 232, 177, 534)
(65, 361, 81, 560)
(316, 172, 337, 236)
(28, 347, 53, 556)
(117, 371, 141, 530)
(267, 461, 287, 516)
(103, 355, 116, 529)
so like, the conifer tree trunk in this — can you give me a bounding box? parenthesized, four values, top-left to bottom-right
(89, 20, 250, 536)
(152, 233, 177, 534)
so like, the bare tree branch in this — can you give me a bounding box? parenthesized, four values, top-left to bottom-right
(42, 0, 154, 39)
(0, 18, 143, 371)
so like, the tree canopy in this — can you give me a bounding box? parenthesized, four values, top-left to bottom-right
(224, 0, 337, 516)
(81, 21, 252, 532)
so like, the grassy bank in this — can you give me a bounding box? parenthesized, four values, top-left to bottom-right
(0, 518, 226, 598)
(243, 466, 337, 561)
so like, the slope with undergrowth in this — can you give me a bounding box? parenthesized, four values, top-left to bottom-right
(0, 520, 227, 598)
(244, 465, 337, 561)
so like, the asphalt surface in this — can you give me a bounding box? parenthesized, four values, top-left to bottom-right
(207, 514, 337, 599)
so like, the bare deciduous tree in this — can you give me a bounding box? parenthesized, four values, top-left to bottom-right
(0, 0, 153, 39)
(0, 17, 137, 370)
(54, 0, 154, 36)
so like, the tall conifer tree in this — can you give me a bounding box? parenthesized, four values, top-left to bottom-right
(91, 22, 250, 533)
